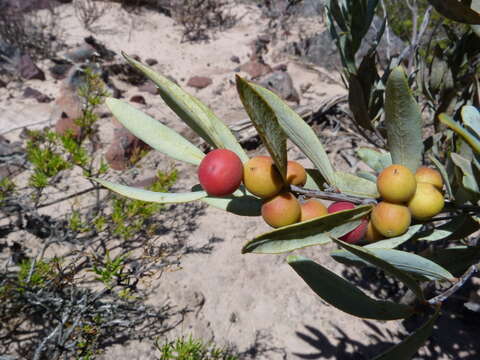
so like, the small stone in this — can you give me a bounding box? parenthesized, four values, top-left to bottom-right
(130, 95, 146, 105)
(55, 113, 81, 138)
(49, 63, 73, 80)
(145, 58, 158, 66)
(239, 60, 273, 79)
(273, 63, 288, 72)
(138, 81, 159, 95)
(187, 76, 212, 89)
(23, 87, 52, 103)
(18, 54, 45, 81)
(230, 55, 240, 64)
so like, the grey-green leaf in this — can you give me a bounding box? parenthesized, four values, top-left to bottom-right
(461, 105, 480, 138)
(122, 53, 248, 162)
(439, 113, 480, 153)
(414, 215, 480, 242)
(105, 98, 205, 165)
(425, 246, 480, 277)
(335, 171, 380, 198)
(242, 205, 373, 254)
(451, 152, 480, 194)
(331, 238, 424, 299)
(372, 310, 440, 360)
(200, 190, 262, 217)
(384, 66, 423, 172)
(428, 155, 454, 200)
(94, 178, 207, 203)
(287, 255, 414, 320)
(365, 225, 423, 249)
(331, 248, 454, 281)
(357, 148, 392, 172)
(236, 76, 288, 180)
(427, 0, 480, 24)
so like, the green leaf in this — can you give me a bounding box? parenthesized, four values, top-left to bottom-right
(439, 113, 480, 153)
(193, 186, 262, 216)
(356, 171, 378, 183)
(428, 155, 454, 200)
(94, 178, 207, 203)
(236, 76, 288, 181)
(461, 105, 480, 138)
(365, 225, 423, 249)
(372, 310, 440, 360)
(331, 248, 455, 281)
(236, 76, 336, 185)
(425, 246, 480, 277)
(242, 205, 373, 254)
(304, 169, 326, 191)
(334, 171, 379, 198)
(331, 238, 424, 299)
(451, 152, 480, 194)
(415, 215, 480, 242)
(287, 255, 414, 320)
(427, 0, 480, 24)
(357, 148, 392, 173)
(105, 98, 205, 166)
(384, 66, 423, 172)
(122, 53, 248, 162)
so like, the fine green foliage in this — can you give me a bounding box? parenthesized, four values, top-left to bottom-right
(156, 336, 237, 360)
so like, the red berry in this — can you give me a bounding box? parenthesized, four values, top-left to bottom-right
(198, 149, 243, 197)
(328, 201, 365, 244)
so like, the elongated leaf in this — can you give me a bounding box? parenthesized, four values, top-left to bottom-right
(461, 105, 480, 138)
(356, 171, 378, 182)
(335, 171, 379, 198)
(357, 148, 392, 173)
(415, 215, 480, 242)
(365, 225, 423, 249)
(332, 238, 424, 299)
(451, 153, 480, 194)
(287, 255, 414, 320)
(439, 113, 480, 153)
(237, 77, 336, 185)
(304, 169, 326, 191)
(385, 66, 423, 172)
(242, 205, 373, 254)
(236, 76, 288, 181)
(193, 186, 262, 216)
(105, 98, 205, 165)
(428, 155, 454, 199)
(372, 310, 440, 360)
(331, 248, 454, 281)
(94, 178, 207, 203)
(425, 246, 480, 277)
(122, 53, 248, 162)
(427, 0, 480, 24)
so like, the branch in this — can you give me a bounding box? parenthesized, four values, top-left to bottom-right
(428, 264, 478, 305)
(290, 185, 377, 205)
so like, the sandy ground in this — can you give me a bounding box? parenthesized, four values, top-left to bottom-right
(0, 3, 459, 360)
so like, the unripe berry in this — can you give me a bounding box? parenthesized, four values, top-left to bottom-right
(407, 182, 444, 220)
(286, 161, 307, 186)
(261, 192, 301, 228)
(371, 201, 411, 238)
(243, 156, 283, 199)
(415, 167, 443, 190)
(300, 199, 328, 222)
(328, 201, 366, 243)
(198, 149, 243, 196)
(365, 221, 383, 243)
(377, 164, 417, 203)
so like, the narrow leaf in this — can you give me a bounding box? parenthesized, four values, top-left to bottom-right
(95, 178, 207, 203)
(242, 205, 373, 254)
(194, 186, 262, 216)
(123, 53, 248, 162)
(451, 153, 480, 194)
(237, 77, 336, 185)
(461, 105, 480, 138)
(287, 255, 414, 320)
(331, 238, 424, 299)
(236, 76, 288, 181)
(357, 148, 392, 172)
(385, 66, 423, 172)
(439, 113, 480, 153)
(356, 171, 378, 183)
(331, 248, 454, 281)
(427, 0, 480, 24)
(335, 171, 379, 198)
(425, 246, 480, 277)
(105, 98, 205, 165)
(365, 225, 423, 249)
(428, 155, 454, 199)
(372, 310, 440, 360)
(415, 215, 480, 242)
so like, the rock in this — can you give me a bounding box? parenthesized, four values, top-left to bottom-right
(18, 54, 45, 81)
(187, 76, 212, 89)
(145, 58, 158, 66)
(55, 113, 82, 138)
(138, 81, 159, 95)
(63, 44, 97, 64)
(1, 0, 68, 13)
(0, 78, 6, 88)
(239, 60, 273, 79)
(258, 71, 300, 103)
(23, 87, 52, 103)
(130, 95, 146, 104)
(49, 62, 73, 80)
(84, 36, 116, 61)
(273, 63, 288, 72)
(230, 55, 240, 64)
(0, 135, 25, 180)
(105, 121, 151, 171)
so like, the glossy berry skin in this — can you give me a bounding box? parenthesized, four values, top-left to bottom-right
(261, 192, 301, 228)
(377, 164, 417, 203)
(243, 156, 283, 199)
(198, 149, 243, 197)
(286, 161, 307, 186)
(415, 167, 443, 190)
(327, 201, 365, 243)
(371, 201, 411, 238)
(300, 199, 328, 222)
(407, 182, 444, 220)
(365, 221, 383, 243)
